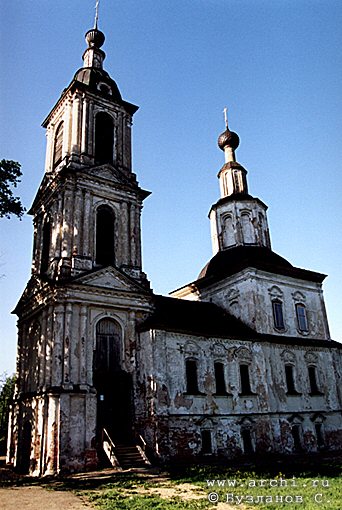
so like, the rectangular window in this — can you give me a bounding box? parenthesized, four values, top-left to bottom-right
(272, 300, 285, 330)
(308, 366, 321, 395)
(214, 362, 227, 395)
(285, 365, 298, 395)
(291, 424, 302, 451)
(186, 360, 200, 394)
(296, 304, 308, 332)
(315, 423, 324, 449)
(201, 430, 212, 454)
(239, 364, 253, 395)
(241, 429, 254, 454)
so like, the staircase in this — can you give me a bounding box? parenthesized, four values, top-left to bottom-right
(114, 444, 149, 469)
(102, 428, 151, 469)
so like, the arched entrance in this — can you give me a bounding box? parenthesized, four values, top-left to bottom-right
(93, 318, 133, 443)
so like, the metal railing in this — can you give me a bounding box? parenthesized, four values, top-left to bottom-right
(102, 428, 120, 468)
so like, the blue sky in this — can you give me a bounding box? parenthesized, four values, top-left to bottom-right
(1, 0, 341, 375)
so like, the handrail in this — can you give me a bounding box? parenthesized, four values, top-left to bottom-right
(137, 433, 147, 450)
(102, 428, 121, 468)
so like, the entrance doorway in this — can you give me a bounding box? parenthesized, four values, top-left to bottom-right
(93, 318, 133, 444)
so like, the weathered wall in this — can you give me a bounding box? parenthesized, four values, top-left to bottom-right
(199, 269, 330, 340)
(137, 329, 342, 461)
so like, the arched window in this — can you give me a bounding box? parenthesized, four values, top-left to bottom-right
(53, 122, 64, 168)
(222, 215, 235, 248)
(296, 303, 308, 332)
(41, 217, 51, 273)
(241, 212, 254, 244)
(95, 112, 114, 165)
(96, 205, 115, 266)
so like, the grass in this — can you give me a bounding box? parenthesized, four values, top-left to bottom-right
(1, 454, 341, 509)
(77, 456, 342, 510)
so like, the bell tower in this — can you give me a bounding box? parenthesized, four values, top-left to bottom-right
(31, 22, 149, 283)
(8, 16, 152, 475)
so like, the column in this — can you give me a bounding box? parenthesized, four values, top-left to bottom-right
(44, 125, 53, 173)
(71, 93, 81, 156)
(81, 96, 89, 155)
(88, 101, 94, 157)
(63, 303, 73, 386)
(79, 306, 88, 386)
(51, 305, 64, 387)
(62, 99, 72, 158)
(130, 203, 136, 266)
(83, 191, 92, 258)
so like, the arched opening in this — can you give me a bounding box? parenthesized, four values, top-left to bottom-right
(93, 318, 133, 443)
(241, 212, 254, 244)
(41, 217, 51, 273)
(95, 112, 114, 165)
(95, 205, 115, 266)
(53, 122, 64, 168)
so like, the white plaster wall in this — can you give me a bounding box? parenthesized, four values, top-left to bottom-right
(200, 269, 330, 340)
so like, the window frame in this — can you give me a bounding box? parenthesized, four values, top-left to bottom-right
(213, 361, 229, 396)
(285, 364, 300, 395)
(296, 303, 309, 332)
(308, 365, 322, 396)
(239, 364, 255, 396)
(185, 359, 203, 395)
(200, 430, 213, 454)
(272, 299, 285, 331)
(53, 121, 64, 168)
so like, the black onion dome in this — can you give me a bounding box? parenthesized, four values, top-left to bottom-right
(85, 28, 105, 48)
(198, 246, 292, 280)
(218, 129, 240, 151)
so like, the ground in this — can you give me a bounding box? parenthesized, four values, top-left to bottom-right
(1, 453, 341, 510)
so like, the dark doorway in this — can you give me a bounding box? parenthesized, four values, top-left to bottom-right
(93, 318, 133, 444)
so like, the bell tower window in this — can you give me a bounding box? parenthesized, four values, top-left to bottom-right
(41, 217, 51, 273)
(53, 122, 64, 168)
(95, 112, 114, 165)
(96, 205, 115, 266)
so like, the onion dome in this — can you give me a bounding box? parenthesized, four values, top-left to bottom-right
(218, 128, 240, 151)
(85, 28, 105, 48)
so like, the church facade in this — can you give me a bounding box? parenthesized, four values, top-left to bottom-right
(7, 22, 342, 475)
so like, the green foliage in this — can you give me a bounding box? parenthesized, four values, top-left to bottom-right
(88, 490, 207, 510)
(0, 159, 25, 219)
(0, 373, 16, 453)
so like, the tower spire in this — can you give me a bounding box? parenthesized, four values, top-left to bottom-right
(83, 2, 106, 69)
(223, 107, 229, 130)
(94, 0, 100, 29)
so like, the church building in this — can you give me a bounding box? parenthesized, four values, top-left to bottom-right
(7, 19, 342, 475)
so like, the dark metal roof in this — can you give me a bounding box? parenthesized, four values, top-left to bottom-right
(197, 246, 326, 284)
(139, 294, 256, 339)
(139, 294, 342, 349)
